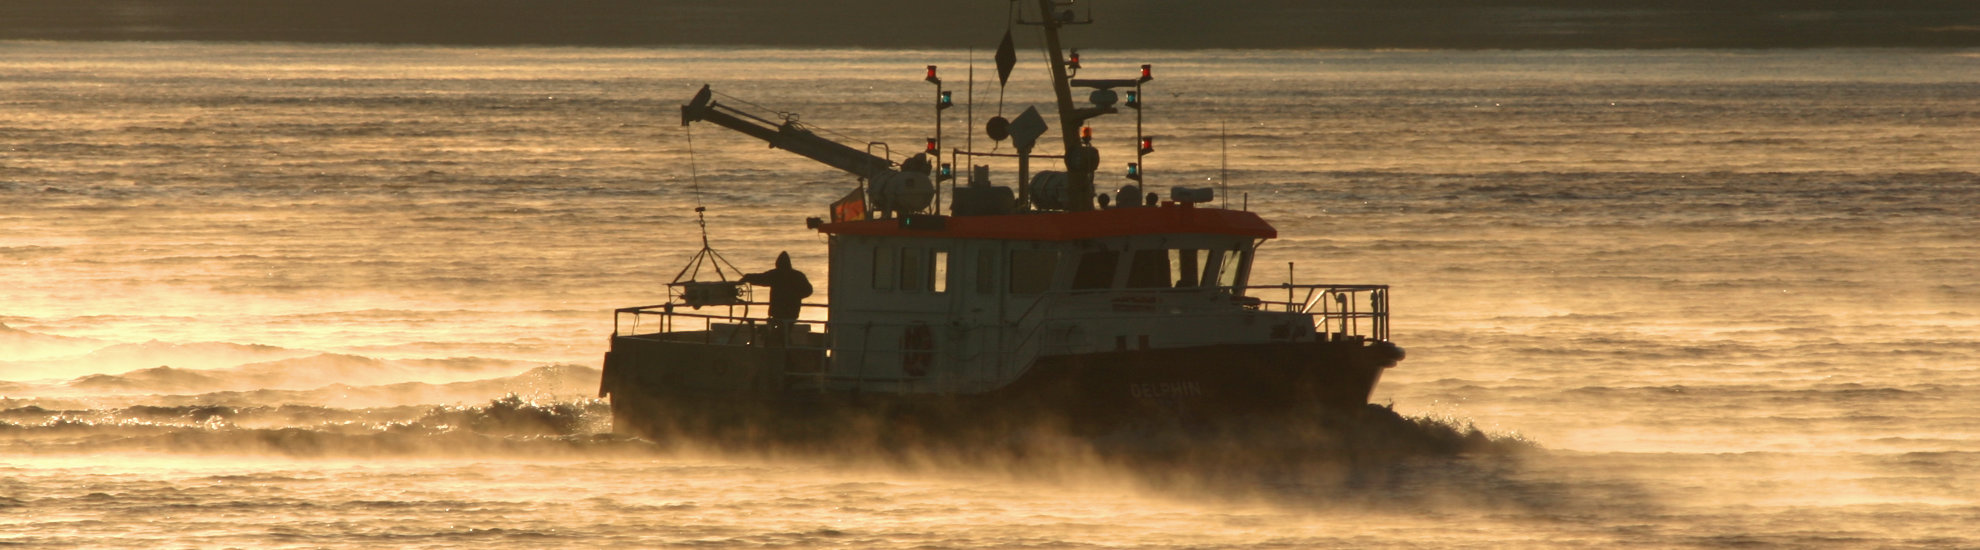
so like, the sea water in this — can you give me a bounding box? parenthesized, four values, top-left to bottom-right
(4, 42, 1979, 547)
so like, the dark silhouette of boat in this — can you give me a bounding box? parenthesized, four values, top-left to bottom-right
(599, 0, 1403, 448)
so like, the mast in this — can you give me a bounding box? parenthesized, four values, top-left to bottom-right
(1033, 0, 1094, 212)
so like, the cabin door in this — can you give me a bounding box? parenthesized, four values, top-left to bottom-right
(949, 244, 1006, 384)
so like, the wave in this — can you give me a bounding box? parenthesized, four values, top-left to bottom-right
(68, 365, 225, 393)
(2, 339, 315, 381)
(76, 340, 303, 370)
(0, 321, 104, 362)
(3, 364, 599, 411)
(0, 394, 643, 458)
(208, 352, 540, 390)
(9, 349, 549, 397)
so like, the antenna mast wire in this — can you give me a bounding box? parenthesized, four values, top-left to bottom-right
(1220, 120, 1229, 210)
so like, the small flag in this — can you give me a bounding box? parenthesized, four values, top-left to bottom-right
(830, 188, 866, 223)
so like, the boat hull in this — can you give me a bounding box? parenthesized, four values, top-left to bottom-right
(599, 334, 1402, 446)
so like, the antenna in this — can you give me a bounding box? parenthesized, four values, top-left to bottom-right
(967, 50, 975, 170)
(1220, 120, 1229, 209)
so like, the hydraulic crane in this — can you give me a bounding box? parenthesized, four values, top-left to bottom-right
(681, 85, 933, 218)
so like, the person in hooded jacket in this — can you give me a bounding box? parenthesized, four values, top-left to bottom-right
(741, 251, 812, 325)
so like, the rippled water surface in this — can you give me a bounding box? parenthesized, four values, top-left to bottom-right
(4, 42, 1980, 547)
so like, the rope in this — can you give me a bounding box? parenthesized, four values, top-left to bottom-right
(999, 0, 1014, 117)
(711, 89, 796, 123)
(990, 0, 1018, 154)
(675, 123, 745, 284)
(967, 50, 975, 158)
(684, 124, 711, 249)
(685, 124, 702, 201)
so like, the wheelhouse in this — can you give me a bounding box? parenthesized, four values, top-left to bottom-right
(809, 201, 1340, 394)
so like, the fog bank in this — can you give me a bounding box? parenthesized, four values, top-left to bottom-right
(5, 0, 1977, 49)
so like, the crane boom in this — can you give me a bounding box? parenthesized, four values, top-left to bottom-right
(680, 85, 896, 180)
(680, 85, 932, 218)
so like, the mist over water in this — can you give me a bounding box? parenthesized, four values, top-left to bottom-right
(4, 42, 1979, 547)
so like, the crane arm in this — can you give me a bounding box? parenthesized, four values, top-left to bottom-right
(680, 85, 896, 180)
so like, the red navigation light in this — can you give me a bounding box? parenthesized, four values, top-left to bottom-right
(1068, 49, 1081, 70)
(1140, 64, 1152, 82)
(1138, 137, 1154, 155)
(1080, 126, 1093, 142)
(925, 138, 938, 154)
(925, 65, 939, 83)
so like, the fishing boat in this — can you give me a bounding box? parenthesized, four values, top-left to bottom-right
(598, 0, 1403, 445)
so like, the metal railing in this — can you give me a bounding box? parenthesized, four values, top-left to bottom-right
(614, 301, 830, 344)
(1261, 284, 1390, 341)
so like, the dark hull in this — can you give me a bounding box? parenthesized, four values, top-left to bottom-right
(600, 334, 1402, 447)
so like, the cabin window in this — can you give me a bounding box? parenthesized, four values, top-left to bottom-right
(932, 250, 950, 293)
(975, 249, 996, 294)
(1072, 251, 1119, 290)
(1008, 249, 1057, 294)
(1171, 249, 1202, 287)
(1216, 245, 1245, 287)
(901, 247, 926, 291)
(872, 246, 896, 290)
(1126, 249, 1170, 288)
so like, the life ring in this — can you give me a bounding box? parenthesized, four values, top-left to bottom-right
(901, 324, 935, 377)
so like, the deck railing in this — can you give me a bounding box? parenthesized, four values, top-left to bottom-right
(614, 283, 1385, 351)
(613, 301, 830, 343)
(1256, 283, 1390, 341)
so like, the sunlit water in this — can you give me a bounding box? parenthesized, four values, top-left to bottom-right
(4, 42, 1979, 547)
